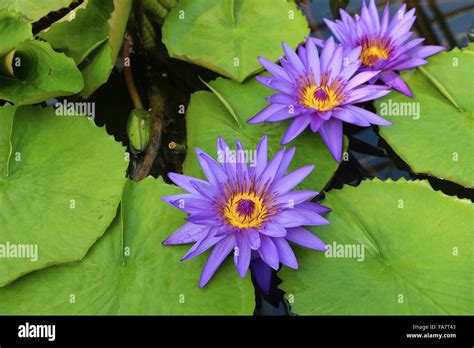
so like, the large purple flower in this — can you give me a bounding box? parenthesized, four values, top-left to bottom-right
(249, 37, 391, 162)
(162, 136, 329, 293)
(323, 0, 445, 97)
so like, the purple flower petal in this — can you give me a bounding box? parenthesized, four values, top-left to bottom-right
(167, 172, 206, 194)
(368, 0, 380, 33)
(248, 103, 287, 124)
(320, 36, 335, 73)
(162, 222, 210, 245)
(345, 70, 381, 91)
(267, 93, 295, 104)
(199, 234, 236, 287)
(332, 107, 371, 127)
(244, 229, 261, 250)
(260, 222, 287, 237)
(272, 164, 315, 194)
(286, 227, 328, 251)
(266, 107, 301, 122)
(276, 190, 319, 207)
(305, 35, 321, 84)
(258, 56, 291, 83)
(235, 139, 249, 182)
(181, 230, 225, 261)
(275, 208, 329, 227)
(186, 211, 222, 226)
(254, 134, 268, 178)
(296, 201, 331, 214)
(281, 115, 311, 145)
(257, 235, 279, 270)
(274, 147, 296, 180)
(250, 258, 272, 294)
(310, 115, 325, 132)
(217, 136, 235, 177)
(344, 85, 391, 104)
(410, 45, 445, 59)
(196, 148, 228, 186)
(282, 42, 305, 75)
(344, 105, 391, 126)
(234, 233, 251, 278)
(379, 71, 414, 97)
(273, 237, 298, 269)
(318, 118, 343, 162)
(258, 148, 285, 186)
(189, 179, 217, 201)
(297, 45, 307, 68)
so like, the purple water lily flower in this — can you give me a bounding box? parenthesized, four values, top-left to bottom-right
(162, 135, 330, 293)
(323, 0, 445, 97)
(249, 37, 391, 162)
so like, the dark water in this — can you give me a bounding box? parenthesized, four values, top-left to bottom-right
(90, 0, 473, 316)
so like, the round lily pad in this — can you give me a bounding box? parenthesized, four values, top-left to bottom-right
(0, 40, 84, 106)
(182, 77, 347, 192)
(375, 45, 474, 188)
(280, 179, 473, 315)
(0, 178, 255, 315)
(162, 0, 309, 82)
(0, 105, 127, 286)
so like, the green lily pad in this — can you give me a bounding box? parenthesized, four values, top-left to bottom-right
(183, 77, 346, 192)
(78, 41, 114, 98)
(375, 45, 474, 188)
(0, 178, 255, 315)
(0, 105, 127, 287)
(78, 0, 132, 98)
(162, 0, 309, 82)
(0, 0, 74, 22)
(38, 0, 114, 65)
(0, 40, 84, 105)
(280, 179, 473, 315)
(0, 10, 31, 55)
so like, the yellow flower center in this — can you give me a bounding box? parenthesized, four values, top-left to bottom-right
(298, 74, 345, 112)
(222, 192, 270, 229)
(359, 38, 391, 67)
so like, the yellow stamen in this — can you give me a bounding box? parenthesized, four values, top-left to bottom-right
(298, 74, 345, 111)
(217, 179, 276, 230)
(359, 38, 390, 67)
(222, 192, 269, 229)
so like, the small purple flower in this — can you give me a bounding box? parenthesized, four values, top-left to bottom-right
(249, 37, 391, 162)
(323, 0, 445, 97)
(162, 136, 329, 293)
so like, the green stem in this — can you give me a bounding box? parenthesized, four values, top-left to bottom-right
(123, 36, 143, 109)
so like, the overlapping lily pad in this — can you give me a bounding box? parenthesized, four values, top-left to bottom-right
(0, 105, 127, 286)
(162, 0, 309, 82)
(183, 77, 347, 192)
(0, 0, 74, 22)
(36, 0, 132, 98)
(0, 10, 31, 55)
(375, 45, 474, 188)
(0, 40, 84, 105)
(39, 0, 114, 65)
(0, 178, 255, 315)
(280, 179, 473, 315)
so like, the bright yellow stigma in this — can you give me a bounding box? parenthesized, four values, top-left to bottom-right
(298, 74, 345, 112)
(222, 192, 269, 229)
(359, 38, 390, 67)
